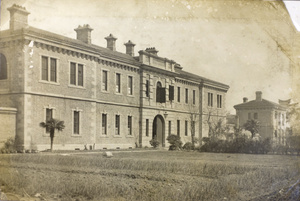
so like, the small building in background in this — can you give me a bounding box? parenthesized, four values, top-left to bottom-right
(234, 91, 287, 144)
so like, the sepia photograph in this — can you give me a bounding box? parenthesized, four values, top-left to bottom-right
(0, 0, 299, 200)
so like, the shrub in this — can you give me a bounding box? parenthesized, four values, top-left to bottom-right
(166, 135, 182, 151)
(149, 139, 160, 148)
(183, 142, 195, 151)
(1, 137, 16, 154)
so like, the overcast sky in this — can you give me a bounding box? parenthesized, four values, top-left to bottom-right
(0, 0, 299, 113)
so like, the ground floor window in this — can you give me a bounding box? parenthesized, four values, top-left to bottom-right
(102, 114, 107, 135)
(128, 116, 132, 135)
(115, 115, 120, 135)
(146, 119, 149, 136)
(73, 111, 80, 134)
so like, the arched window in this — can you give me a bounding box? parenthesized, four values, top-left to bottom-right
(0, 54, 7, 80)
(156, 81, 166, 103)
(156, 82, 162, 102)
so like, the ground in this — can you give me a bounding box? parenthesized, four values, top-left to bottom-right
(0, 150, 299, 200)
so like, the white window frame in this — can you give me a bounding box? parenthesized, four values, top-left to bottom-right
(101, 69, 109, 92)
(127, 75, 134, 96)
(72, 108, 83, 136)
(43, 105, 56, 136)
(68, 60, 85, 88)
(39, 54, 60, 85)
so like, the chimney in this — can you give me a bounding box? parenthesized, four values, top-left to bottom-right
(74, 24, 93, 44)
(243, 97, 248, 103)
(256, 91, 262, 101)
(105, 34, 117, 51)
(124, 40, 135, 56)
(145, 47, 159, 56)
(7, 4, 30, 31)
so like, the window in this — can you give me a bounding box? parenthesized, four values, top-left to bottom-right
(254, 113, 258, 119)
(73, 111, 80, 134)
(128, 116, 132, 135)
(146, 80, 150, 97)
(177, 120, 180, 136)
(115, 115, 120, 135)
(156, 82, 166, 103)
(102, 70, 108, 91)
(185, 121, 188, 136)
(116, 73, 121, 93)
(168, 121, 171, 136)
(102, 114, 107, 135)
(185, 88, 188, 104)
(41, 56, 57, 82)
(146, 119, 149, 136)
(0, 53, 7, 80)
(128, 76, 133, 95)
(45, 108, 53, 133)
(177, 87, 181, 102)
(217, 94, 222, 108)
(70, 62, 84, 86)
(208, 92, 213, 107)
(248, 113, 251, 120)
(169, 85, 174, 101)
(193, 90, 196, 105)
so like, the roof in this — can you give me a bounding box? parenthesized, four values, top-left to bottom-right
(234, 99, 287, 110)
(0, 26, 229, 90)
(176, 69, 229, 91)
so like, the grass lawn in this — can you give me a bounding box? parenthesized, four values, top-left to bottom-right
(0, 150, 299, 200)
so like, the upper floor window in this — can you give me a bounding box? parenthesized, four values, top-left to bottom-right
(102, 70, 108, 91)
(156, 81, 166, 103)
(185, 88, 189, 104)
(128, 76, 133, 95)
(208, 92, 213, 107)
(116, 73, 121, 93)
(42, 56, 57, 82)
(193, 90, 196, 105)
(0, 53, 7, 80)
(177, 87, 181, 102)
(169, 85, 174, 101)
(70, 62, 84, 86)
(146, 80, 150, 97)
(217, 94, 222, 108)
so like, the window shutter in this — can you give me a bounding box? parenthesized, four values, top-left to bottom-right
(160, 88, 166, 103)
(169, 86, 174, 101)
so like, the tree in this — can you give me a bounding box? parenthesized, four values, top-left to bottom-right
(40, 118, 65, 151)
(243, 119, 259, 138)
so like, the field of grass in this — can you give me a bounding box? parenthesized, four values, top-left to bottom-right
(0, 150, 299, 200)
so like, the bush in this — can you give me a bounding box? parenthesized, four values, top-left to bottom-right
(1, 137, 16, 154)
(149, 139, 160, 148)
(183, 142, 195, 151)
(166, 135, 182, 151)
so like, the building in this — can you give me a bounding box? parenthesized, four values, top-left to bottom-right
(0, 5, 229, 151)
(234, 91, 287, 144)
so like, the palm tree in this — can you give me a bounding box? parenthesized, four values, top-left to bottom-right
(243, 119, 259, 138)
(40, 118, 65, 151)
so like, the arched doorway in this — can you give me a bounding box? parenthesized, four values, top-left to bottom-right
(152, 115, 165, 147)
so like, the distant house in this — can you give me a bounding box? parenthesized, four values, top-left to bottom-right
(234, 91, 287, 144)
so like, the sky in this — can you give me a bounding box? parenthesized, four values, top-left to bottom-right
(0, 0, 299, 113)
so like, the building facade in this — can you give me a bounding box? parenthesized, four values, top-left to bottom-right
(234, 91, 287, 144)
(0, 5, 229, 151)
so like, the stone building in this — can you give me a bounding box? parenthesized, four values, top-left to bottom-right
(234, 91, 287, 144)
(0, 5, 229, 151)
